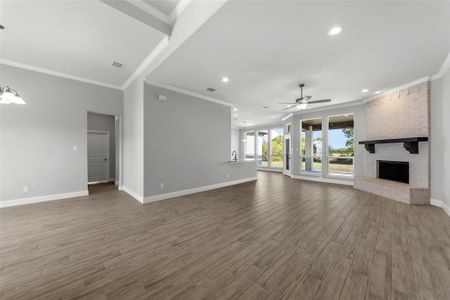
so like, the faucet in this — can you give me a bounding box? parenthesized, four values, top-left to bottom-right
(232, 150, 237, 161)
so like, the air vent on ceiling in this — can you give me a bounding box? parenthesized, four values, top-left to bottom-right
(206, 88, 216, 92)
(112, 61, 123, 68)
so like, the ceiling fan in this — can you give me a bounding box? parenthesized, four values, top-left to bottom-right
(279, 83, 331, 110)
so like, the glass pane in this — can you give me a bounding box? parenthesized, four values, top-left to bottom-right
(270, 128, 283, 168)
(300, 119, 322, 173)
(328, 114, 354, 175)
(256, 130, 268, 166)
(244, 131, 255, 160)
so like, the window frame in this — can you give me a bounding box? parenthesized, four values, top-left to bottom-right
(269, 127, 284, 169)
(299, 117, 323, 176)
(326, 113, 355, 178)
(244, 131, 256, 161)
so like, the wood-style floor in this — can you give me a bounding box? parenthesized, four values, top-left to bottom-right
(1, 172, 449, 299)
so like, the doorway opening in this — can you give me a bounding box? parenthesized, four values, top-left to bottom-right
(87, 112, 119, 195)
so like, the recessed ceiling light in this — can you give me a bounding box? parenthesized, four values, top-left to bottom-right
(328, 26, 343, 36)
(374, 90, 382, 94)
(233, 107, 238, 111)
(222, 77, 229, 83)
(361, 88, 369, 93)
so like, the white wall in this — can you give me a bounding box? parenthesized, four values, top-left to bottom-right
(143, 83, 256, 198)
(431, 67, 450, 207)
(122, 75, 145, 198)
(0, 64, 123, 202)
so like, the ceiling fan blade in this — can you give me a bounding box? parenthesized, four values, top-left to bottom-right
(278, 102, 297, 104)
(308, 99, 331, 104)
(282, 105, 297, 110)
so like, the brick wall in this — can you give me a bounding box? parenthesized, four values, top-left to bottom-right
(362, 82, 429, 188)
(365, 82, 428, 139)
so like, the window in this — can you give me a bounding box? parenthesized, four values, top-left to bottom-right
(328, 114, 354, 175)
(270, 128, 284, 168)
(300, 119, 322, 173)
(244, 131, 255, 160)
(256, 130, 268, 166)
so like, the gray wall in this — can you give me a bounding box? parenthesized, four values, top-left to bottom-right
(431, 68, 450, 206)
(87, 112, 116, 180)
(143, 83, 256, 197)
(231, 127, 240, 159)
(0, 64, 123, 201)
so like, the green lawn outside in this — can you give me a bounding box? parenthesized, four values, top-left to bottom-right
(301, 162, 353, 174)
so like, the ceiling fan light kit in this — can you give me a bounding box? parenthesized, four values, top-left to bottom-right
(279, 83, 331, 110)
(0, 86, 26, 104)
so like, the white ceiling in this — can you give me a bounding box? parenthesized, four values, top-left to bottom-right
(148, 1, 450, 126)
(0, 0, 166, 87)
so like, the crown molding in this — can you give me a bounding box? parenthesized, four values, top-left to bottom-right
(146, 81, 233, 107)
(122, 36, 170, 90)
(291, 99, 364, 116)
(362, 76, 430, 103)
(281, 113, 293, 121)
(242, 121, 285, 131)
(0, 59, 122, 90)
(431, 51, 450, 80)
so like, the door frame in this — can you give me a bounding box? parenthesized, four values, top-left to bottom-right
(283, 123, 292, 176)
(86, 112, 122, 189)
(87, 130, 111, 184)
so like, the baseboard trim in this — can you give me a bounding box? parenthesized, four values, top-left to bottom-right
(257, 168, 284, 173)
(143, 177, 257, 204)
(120, 186, 144, 203)
(292, 175, 354, 186)
(0, 190, 89, 208)
(88, 180, 114, 185)
(431, 198, 450, 217)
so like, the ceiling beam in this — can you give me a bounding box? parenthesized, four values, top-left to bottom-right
(99, 0, 171, 35)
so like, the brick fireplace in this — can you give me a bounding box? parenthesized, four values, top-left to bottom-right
(354, 81, 430, 204)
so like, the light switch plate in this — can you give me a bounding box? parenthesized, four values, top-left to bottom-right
(23, 186, 30, 193)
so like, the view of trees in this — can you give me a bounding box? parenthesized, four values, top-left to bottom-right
(260, 135, 283, 163)
(329, 128, 354, 157)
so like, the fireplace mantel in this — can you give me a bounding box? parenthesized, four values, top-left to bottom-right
(359, 137, 428, 154)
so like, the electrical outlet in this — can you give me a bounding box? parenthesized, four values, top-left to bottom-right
(226, 174, 230, 179)
(160, 182, 164, 189)
(23, 186, 30, 193)
(73, 146, 78, 152)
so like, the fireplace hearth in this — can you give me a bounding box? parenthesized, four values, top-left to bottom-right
(377, 160, 409, 184)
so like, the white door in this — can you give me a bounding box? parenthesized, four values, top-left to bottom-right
(88, 131, 110, 183)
